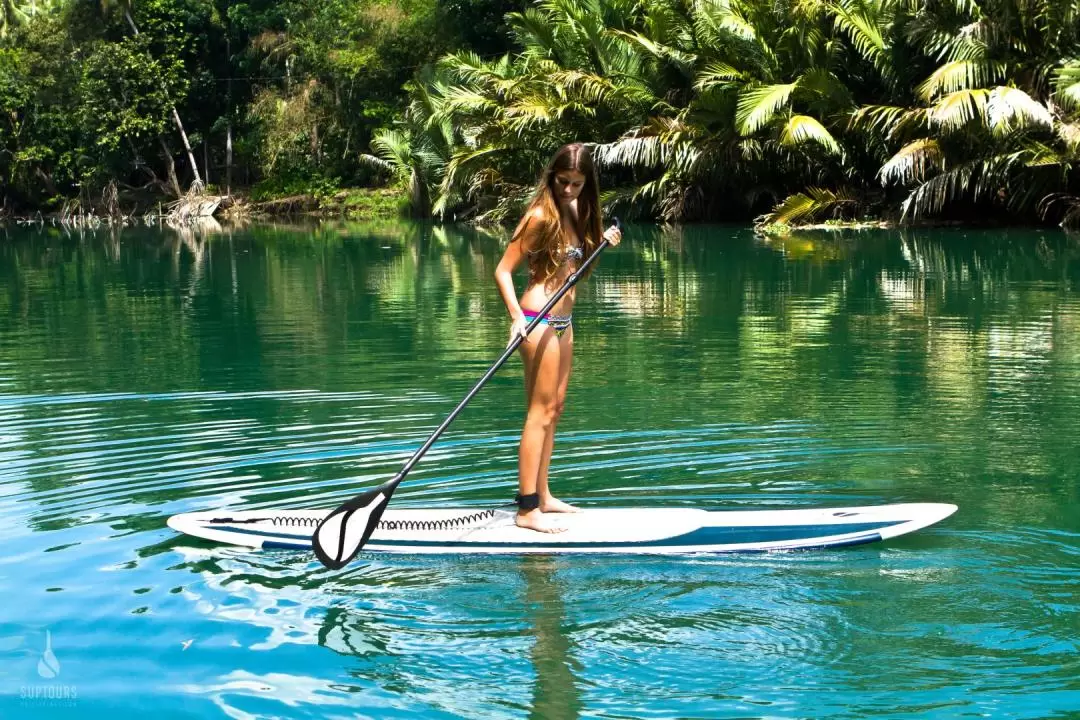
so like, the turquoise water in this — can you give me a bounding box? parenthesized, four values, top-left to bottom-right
(1, 222, 1078, 718)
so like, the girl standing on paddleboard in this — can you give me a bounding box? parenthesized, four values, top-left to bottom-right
(494, 143, 622, 533)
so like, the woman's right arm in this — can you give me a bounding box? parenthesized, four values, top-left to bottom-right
(495, 210, 540, 344)
(495, 238, 526, 322)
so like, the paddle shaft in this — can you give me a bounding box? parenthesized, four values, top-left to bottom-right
(385, 236, 611, 491)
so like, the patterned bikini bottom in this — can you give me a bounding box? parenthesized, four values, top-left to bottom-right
(522, 309, 573, 338)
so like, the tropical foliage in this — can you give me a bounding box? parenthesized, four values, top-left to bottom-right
(396, 0, 1080, 227)
(0, 0, 523, 213)
(1, 0, 1079, 227)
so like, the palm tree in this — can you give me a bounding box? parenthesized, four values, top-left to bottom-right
(597, 0, 863, 222)
(412, 0, 656, 222)
(379, 0, 1080, 227)
(359, 66, 458, 217)
(848, 0, 1080, 226)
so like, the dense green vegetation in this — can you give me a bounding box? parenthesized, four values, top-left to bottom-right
(2, 0, 1079, 227)
(0, 0, 524, 215)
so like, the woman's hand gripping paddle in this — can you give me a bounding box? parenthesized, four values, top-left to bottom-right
(312, 218, 623, 569)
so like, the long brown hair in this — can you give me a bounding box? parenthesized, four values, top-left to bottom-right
(510, 143, 603, 284)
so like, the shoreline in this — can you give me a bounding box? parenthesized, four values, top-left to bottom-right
(2, 190, 1075, 235)
(0, 187, 407, 227)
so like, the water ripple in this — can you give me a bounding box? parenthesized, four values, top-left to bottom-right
(1, 389, 910, 536)
(3, 227, 1079, 719)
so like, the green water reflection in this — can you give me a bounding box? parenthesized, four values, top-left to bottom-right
(1, 220, 1078, 718)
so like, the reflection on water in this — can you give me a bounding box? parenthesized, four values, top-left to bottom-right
(1, 222, 1079, 717)
(523, 556, 581, 720)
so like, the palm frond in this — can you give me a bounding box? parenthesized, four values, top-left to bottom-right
(828, 1, 887, 68)
(358, 153, 396, 174)
(917, 60, 1005, 101)
(736, 83, 797, 135)
(796, 68, 857, 116)
(440, 51, 513, 86)
(595, 133, 668, 169)
(437, 144, 511, 214)
(848, 104, 926, 140)
(693, 0, 757, 43)
(367, 129, 412, 174)
(763, 187, 858, 225)
(693, 62, 744, 92)
(1038, 193, 1080, 229)
(738, 138, 765, 161)
(986, 86, 1053, 136)
(1021, 142, 1068, 167)
(877, 138, 944, 185)
(927, 89, 990, 131)
(1058, 122, 1080, 154)
(899, 161, 976, 221)
(780, 115, 842, 155)
(1053, 64, 1080, 112)
(509, 8, 559, 58)
(612, 29, 697, 71)
(549, 69, 617, 104)
(440, 86, 503, 117)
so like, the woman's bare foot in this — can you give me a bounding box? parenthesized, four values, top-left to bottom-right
(539, 496, 581, 513)
(515, 508, 566, 533)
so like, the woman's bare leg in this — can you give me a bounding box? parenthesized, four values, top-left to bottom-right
(537, 325, 579, 513)
(516, 324, 565, 533)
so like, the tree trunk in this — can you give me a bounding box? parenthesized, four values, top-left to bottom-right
(166, 101, 202, 187)
(226, 35, 233, 196)
(34, 167, 57, 196)
(226, 122, 233, 196)
(127, 136, 169, 193)
(125, 9, 202, 187)
(159, 137, 182, 197)
(410, 168, 430, 217)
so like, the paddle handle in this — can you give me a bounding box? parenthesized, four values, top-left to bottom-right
(389, 221, 618, 488)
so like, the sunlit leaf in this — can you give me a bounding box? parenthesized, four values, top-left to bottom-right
(987, 86, 1053, 135)
(780, 115, 842, 155)
(737, 83, 797, 135)
(877, 138, 944, 185)
(927, 89, 990, 131)
(917, 60, 1005, 101)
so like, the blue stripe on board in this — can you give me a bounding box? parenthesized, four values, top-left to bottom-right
(359, 522, 897, 548)
(264, 538, 315, 549)
(261, 531, 886, 552)
(214, 520, 900, 549)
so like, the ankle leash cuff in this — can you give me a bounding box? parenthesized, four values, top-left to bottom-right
(515, 492, 540, 511)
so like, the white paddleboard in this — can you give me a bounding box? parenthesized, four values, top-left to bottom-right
(167, 502, 957, 555)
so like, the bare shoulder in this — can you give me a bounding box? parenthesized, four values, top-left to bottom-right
(514, 206, 550, 251)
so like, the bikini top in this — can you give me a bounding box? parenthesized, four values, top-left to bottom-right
(565, 245, 584, 263)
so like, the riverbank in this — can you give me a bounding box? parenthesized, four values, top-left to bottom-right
(4, 187, 1076, 237)
(0, 186, 408, 227)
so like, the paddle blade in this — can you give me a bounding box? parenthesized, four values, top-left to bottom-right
(313, 482, 395, 569)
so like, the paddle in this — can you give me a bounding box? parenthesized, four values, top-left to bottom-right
(312, 217, 623, 569)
